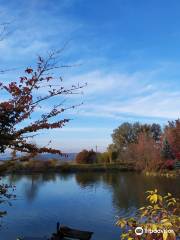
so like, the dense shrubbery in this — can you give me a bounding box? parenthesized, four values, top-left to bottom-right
(108, 120, 180, 171)
(97, 152, 110, 163)
(75, 120, 179, 172)
(75, 149, 97, 164)
(76, 150, 118, 165)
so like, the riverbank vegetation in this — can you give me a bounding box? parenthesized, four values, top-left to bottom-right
(117, 189, 180, 240)
(0, 160, 135, 174)
(74, 120, 179, 173)
(108, 120, 179, 171)
(0, 119, 179, 175)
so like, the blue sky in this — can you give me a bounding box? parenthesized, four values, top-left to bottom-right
(0, 0, 180, 152)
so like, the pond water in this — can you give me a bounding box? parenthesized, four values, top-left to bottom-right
(0, 172, 180, 240)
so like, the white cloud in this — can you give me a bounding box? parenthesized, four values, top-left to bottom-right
(0, 1, 82, 64)
(0, 1, 180, 152)
(24, 68, 180, 121)
(79, 90, 180, 120)
(66, 69, 180, 120)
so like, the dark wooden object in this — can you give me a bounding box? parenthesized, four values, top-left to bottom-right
(51, 222, 93, 240)
(18, 222, 93, 240)
(18, 238, 46, 240)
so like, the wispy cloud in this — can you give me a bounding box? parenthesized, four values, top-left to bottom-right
(31, 67, 180, 122)
(0, 0, 82, 65)
(0, 0, 180, 151)
(65, 68, 180, 121)
(79, 91, 180, 120)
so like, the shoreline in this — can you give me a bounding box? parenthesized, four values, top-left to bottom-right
(0, 162, 135, 174)
(0, 161, 179, 177)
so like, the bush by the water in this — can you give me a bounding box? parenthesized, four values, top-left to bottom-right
(117, 189, 180, 240)
(75, 149, 97, 164)
(75, 149, 118, 164)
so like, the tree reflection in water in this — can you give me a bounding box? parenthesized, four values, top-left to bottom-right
(75, 172, 180, 214)
(6, 172, 180, 209)
(75, 172, 101, 188)
(7, 174, 56, 202)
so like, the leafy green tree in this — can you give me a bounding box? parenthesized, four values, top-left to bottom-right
(111, 122, 162, 153)
(150, 123, 162, 141)
(111, 122, 140, 150)
(97, 152, 110, 163)
(161, 139, 174, 160)
(107, 144, 119, 162)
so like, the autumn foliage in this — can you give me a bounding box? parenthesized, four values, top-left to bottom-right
(117, 189, 180, 240)
(162, 120, 180, 161)
(75, 149, 97, 164)
(130, 133, 162, 171)
(109, 120, 180, 171)
(0, 52, 85, 157)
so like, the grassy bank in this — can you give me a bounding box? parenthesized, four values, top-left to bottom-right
(0, 160, 135, 174)
(0, 160, 179, 177)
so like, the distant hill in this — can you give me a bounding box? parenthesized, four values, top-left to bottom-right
(0, 153, 77, 161)
(34, 153, 77, 161)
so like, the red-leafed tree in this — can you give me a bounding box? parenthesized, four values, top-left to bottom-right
(0, 22, 17, 224)
(129, 132, 162, 171)
(162, 119, 180, 161)
(0, 51, 86, 158)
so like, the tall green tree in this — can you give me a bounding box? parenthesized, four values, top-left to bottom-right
(111, 122, 161, 153)
(161, 138, 174, 160)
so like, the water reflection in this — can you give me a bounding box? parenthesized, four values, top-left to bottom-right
(23, 175, 44, 202)
(75, 172, 101, 188)
(101, 172, 180, 211)
(1, 172, 179, 240)
(6, 172, 180, 209)
(7, 173, 76, 202)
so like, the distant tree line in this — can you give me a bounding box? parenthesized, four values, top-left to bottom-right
(75, 120, 180, 171)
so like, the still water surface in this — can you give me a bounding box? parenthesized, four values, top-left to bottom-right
(0, 172, 180, 240)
